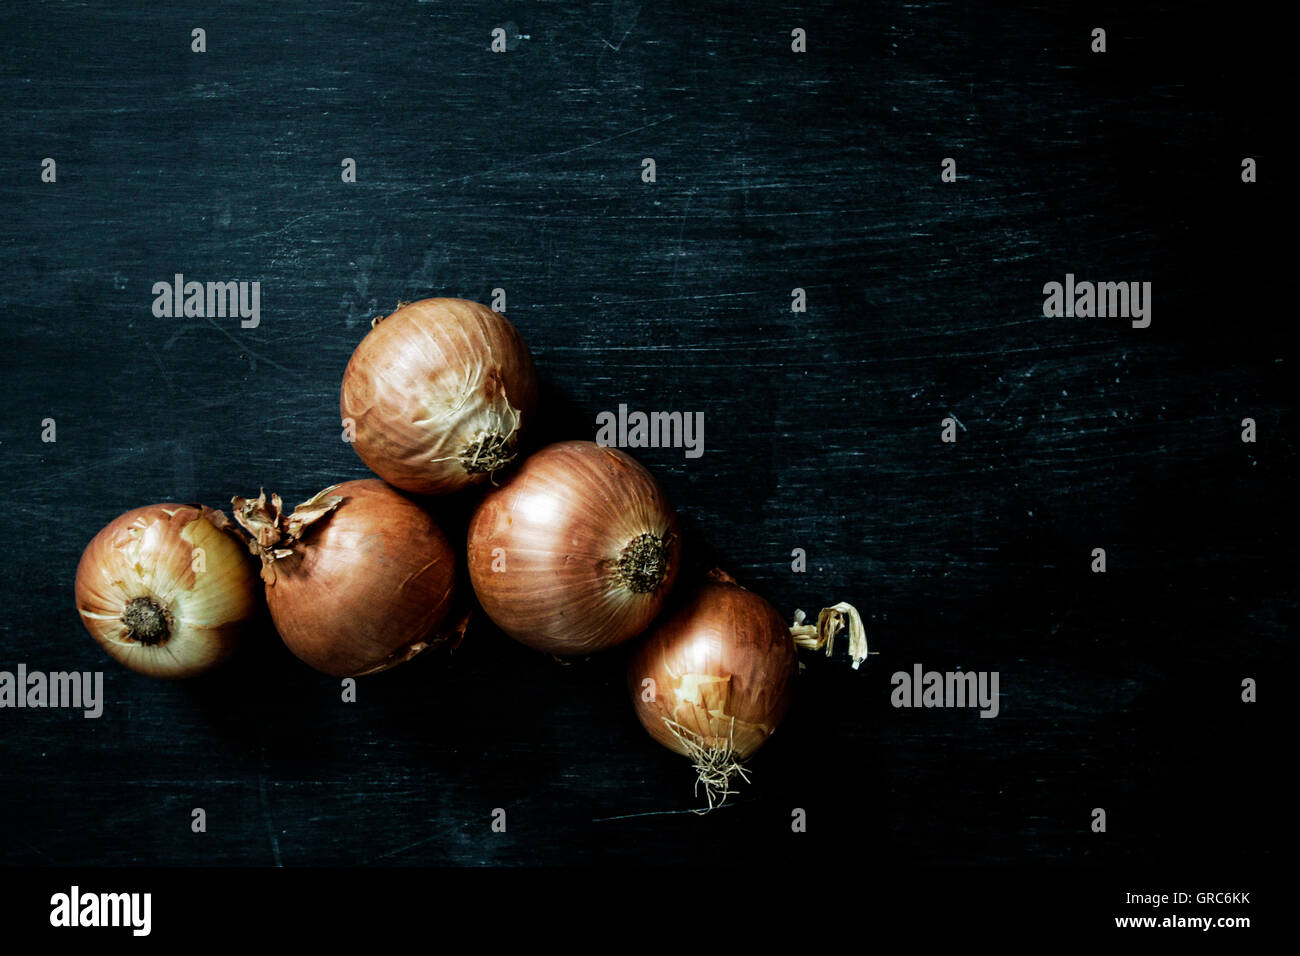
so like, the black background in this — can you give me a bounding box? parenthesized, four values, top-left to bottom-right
(0, 0, 1286, 920)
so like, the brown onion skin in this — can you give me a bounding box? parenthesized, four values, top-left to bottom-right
(265, 479, 457, 677)
(628, 578, 796, 761)
(74, 504, 259, 679)
(340, 298, 540, 495)
(466, 441, 681, 655)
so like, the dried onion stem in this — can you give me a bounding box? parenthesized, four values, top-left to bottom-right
(231, 486, 343, 584)
(790, 601, 871, 668)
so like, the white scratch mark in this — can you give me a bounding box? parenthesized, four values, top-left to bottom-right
(258, 753, 283, 867)
(593, 805, 735, 822)
(670, 189, 695, 285)
(601, 4, 641, 52)
(438, 113, 675, 188)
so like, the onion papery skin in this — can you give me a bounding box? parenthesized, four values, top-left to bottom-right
(74, 504, 259, 679)
(466, 441, 681, 655)
(253, 480, 458, 677)
(340, 298, 540, 495)
(629, 579, 797, 762)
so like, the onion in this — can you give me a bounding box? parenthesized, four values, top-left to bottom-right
(232, 479, 458, 677)
(74, 504, 259, 678)
(629, 571, 869, 810)
(466, 441, 681, 655)
(340, 298, 540, 494)
(628, 573, 795, 808)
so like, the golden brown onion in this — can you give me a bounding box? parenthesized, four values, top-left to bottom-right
(628, 573, 798, 809)
(233, 479, 458, 677)
(340, 298, 539, 494)
(466, 441, 680, 655)
(74, 504, 259, 678)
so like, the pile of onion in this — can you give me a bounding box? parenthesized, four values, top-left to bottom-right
(340, 298, 540, 494)
(629, 570, 867, 810)
(74, 504, 260, 678)
(69, 287, 872, 815)
(232, 479, 459, 677)
(466, 441, 680, 656)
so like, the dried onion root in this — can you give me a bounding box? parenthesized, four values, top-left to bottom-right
(661, 717, 752, 813)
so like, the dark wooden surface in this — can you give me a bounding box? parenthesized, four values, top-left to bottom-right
(0, 0, 1286, 873)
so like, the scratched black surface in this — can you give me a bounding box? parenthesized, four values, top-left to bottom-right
(0, 1, 1287, 872)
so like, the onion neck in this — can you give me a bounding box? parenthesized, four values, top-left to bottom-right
(615, 532, 670, 593)
(232, 486, 343, 586)
(123, 596, 171, 645)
